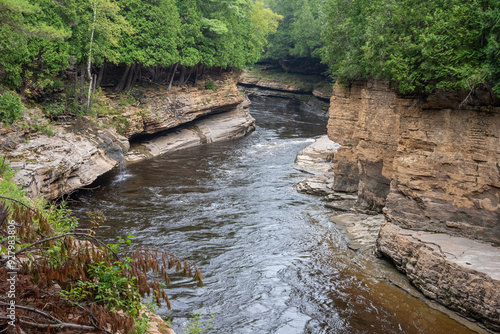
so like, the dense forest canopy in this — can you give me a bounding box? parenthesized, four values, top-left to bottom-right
(321, 0, 500, 95)
(258, 0, 500, 95)
(259, 0, 326, 74)
(1, 0, 500, 116)
(0, 0, 281, 105)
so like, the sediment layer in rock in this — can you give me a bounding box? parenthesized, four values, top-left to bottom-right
(125, 105, 255, 162)
(8, 129, 128, 200)
(3, 80, 255, 200)
(327, 79, 500, 330)
(328, 79, 500, 243)
(377, 222, 500, 331)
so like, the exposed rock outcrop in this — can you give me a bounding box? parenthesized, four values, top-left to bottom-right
(2, 79, 255, 200)
(112, 78, 246, 138)
(295, 135, 338, 196)
(238, 69, 333, 117)
(377, 222, 500, 331)
(7, 128, 128, 200)
(126, 102, 255, 162)
(328, 79, 500, 330)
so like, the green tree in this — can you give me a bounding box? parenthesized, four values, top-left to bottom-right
(0, 0, 68, 90)
(321, 0, 499, 95)
(116, 0, 180, 92)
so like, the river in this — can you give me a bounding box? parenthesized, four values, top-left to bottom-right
(71, 95, 476, 334)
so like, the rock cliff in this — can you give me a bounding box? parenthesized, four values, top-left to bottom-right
(1, 78, 254, 200)
(327, 80, 500, 330)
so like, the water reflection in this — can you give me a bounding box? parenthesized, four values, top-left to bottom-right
(71, 96, 477, 334)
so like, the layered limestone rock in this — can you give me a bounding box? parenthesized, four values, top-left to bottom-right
(238, 69, 332, 117)
(377, 222, 500, 331)
(126, 102, 255, 162)
(2, 79, 255, 200)
(327, 80, 399, 210)
(328, 79, 500, 330)
(328, 80, 500, 242)
(113, 78, 246, 138)
(7, 128, 128, 200)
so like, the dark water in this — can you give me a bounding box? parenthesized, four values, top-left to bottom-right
(71, 96, 476, 334)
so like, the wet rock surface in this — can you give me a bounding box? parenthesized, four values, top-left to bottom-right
(330, 213, 385, 253)
(2, 80, 255, 200)
(125, 105, 255, 162)
(378, 222, 500, 331)
(7, 128, 128, 200)
(327, 79, 500, 331)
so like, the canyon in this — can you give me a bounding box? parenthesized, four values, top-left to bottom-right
(2, 71, 499, 332)
(327, 80, 500, 331)
(0, 77, 255, 200)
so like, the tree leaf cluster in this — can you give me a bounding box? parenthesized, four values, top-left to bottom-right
(259, 0, 324, 63)
(0, 160, 204, 333)
(0, 0, 282, 97)
(321, 0, 500, 95)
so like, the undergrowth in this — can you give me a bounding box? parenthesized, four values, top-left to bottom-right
(0, 157, 204, 333)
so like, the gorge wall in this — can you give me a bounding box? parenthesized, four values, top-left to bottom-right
(1, 78, 254, 200)
(328, 80, 500, 330)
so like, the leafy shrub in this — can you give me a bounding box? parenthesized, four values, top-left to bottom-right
(45, 100, 65, 118)
(0, 91, 23, 124)
(205, 80, 216, 91)
(182, 311, 215, 334)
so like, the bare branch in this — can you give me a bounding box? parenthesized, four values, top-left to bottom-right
(0, 302, 62, 324)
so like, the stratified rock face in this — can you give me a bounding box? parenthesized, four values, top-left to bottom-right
(386, 99, 500, 244)
(125, 102, 255, 162)
(4, 79, 255, 200)
(328, 79, 500, 330)
(328, 80, 500, 243)
(377, 222, 500, 331)
(8, 129, 129, 200)
(118, 79, 246, 138)
(327, 80, 399, 210)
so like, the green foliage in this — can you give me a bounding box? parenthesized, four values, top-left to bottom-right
(261, 0, 322, 61)
(182, 311, 215, 334)
(0, 90, 23, 124)
(205, 80, 216, 91)
(321, 0, 500, 95)
(0, 157, 27, 203)
(62, 260, 143, 313)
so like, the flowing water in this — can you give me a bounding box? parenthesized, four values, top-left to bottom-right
(71, 96, 477, 334)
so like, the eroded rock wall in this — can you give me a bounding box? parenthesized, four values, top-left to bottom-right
(328, 80, 399, 210)
(2, 79, 254, 200)
(328, 80, 500, 243)
(328, 79, 500, 330)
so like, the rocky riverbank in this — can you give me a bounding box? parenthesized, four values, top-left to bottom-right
(296, 134, 495, 334)
(238, 67, 333, 117)
(327, 80, 500, 332)
(0, 76, 255, 200)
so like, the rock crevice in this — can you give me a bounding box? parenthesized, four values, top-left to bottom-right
(327, 79, 500, 330)
(2, 80, 255, 200)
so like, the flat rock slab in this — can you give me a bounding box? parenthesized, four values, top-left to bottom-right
(296, 171, 336, 196)
(295, 135, 339, 174)
(330, 213, 385, 253)
(377, 222, 500, 331)
(126, 107, 255, 162)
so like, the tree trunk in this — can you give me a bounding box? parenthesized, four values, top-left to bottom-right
(74, 70, 78, 105)
(115, 65, 131, 93)
(183, 67, 194, 86)
(124, 64, 137, 92)
(86, 2, 97, 110)
(96, 62, 106, 87)
(80, 66, 85, 102)
(167, 63, 179, 91)
(176, 65, 186, 86)
(194, 64, 200, 86)
(92, 74, 97, 95)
